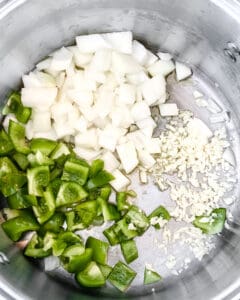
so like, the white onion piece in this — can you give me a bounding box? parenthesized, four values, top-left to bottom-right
(73, 147, 101, 161)
(102, 151, 120, 172)
(98, 126, 123, 152)
(116, 83, 136, 105)
(131, 102, 151, 122)
(32, 111, 51, 133)
(53, 122, 75, 139)
(111, 52, 142, 74)
(159, 103, 179, 116)
(157, 52, 173, 61)
(141, 74, 166, 106)
(175, 62, 192, 81)
(73, 116, 89, 133)
(21, 87, 58, 109)
(73, 71, 97, 91)
(76, 31, 132, 54)
(145, 138, 161, 154)
(126, 71, 149, 85)
(132, 40, 158, 67)
(95, 88, 114, 118)
(137, 117, 156, 131)
(223, 148, 236, 166)
(148, 60, 175, 77)
(67, 46, 93, 67)
(25, 120, 34, 140)
(116, 141, 138, 174)
(67, 89, 93, 108)
(36, 58, 52, 70)
(137, 149, 156, 169)
(33, 129, 58, 141)
(127, 130, 146, 150)
(75, 129, 99, 150)
(50, 47, 73, 71)
(110, 106, 133, 129)
(110, 169, 131, 192)
(89, 50, 112, 71)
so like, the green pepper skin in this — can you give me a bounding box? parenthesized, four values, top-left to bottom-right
(25, 233, 51, 258)
(86, 237, 109, 265)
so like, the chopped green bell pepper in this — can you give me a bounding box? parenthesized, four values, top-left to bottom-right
(50, 142, 70, 159)
(2, 91, 31, 124)
(8, 187, 37, 209)
(28, 151, 54, 167)
(86, 170, 114, 190)
(52, 231, 82, 256)
(40, 212, 65, 234)
(13, 153, 29, 170)
(116, 192, 129, 211)
(8, 120, 30, 154)
(86, 236, 109, 265)
(125, 206, 149, 235)
(97, 197, 120, 221)
(89, 159, 104, 178)
(144, 267, 162, 284)
(25, 233, 51, 258)
(27, 166, 50, 196)
(1, 211, 39, 241)
(30, 138, 57, 156)
(0, 129, 14, 155)
(108, 261, 136, 292)
(43, 231, 57, 251)
(0, 157, 27, 197)
(61, 160, 89, 186)
(148, 205, 171, 230)
(98, 264, 112, 279)
(100, 185, 111, 201)
(56, 182, 88, 207)
(33, 187, 55, 224)
(75, 261, 106, 288)
(66, 200, 98, 231)
(62, 246, 93, 273)
(120, 240, 138, 264)
(193, 208, 226, 234)
(49, 178, 62, 198)
(103, 226, 120, 246)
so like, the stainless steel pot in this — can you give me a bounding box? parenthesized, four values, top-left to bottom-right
(1, 0, 240, 299)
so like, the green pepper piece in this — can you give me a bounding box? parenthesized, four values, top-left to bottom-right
(148, 205, 171, 230)
(108, 261, 136, 292)
(103, 226, 120, 246)
(13, 153, 29, 170)
(86, 236, 109, 265)
(40, 212, 65, 234)
(43, 231, 57, 251)
(193, 208, 226, 234)
(33, 187, 55, 224)
(86, 170, 114, 190)
(27, 151, 54, 167)
(2, 211, 40, 241)
(144, 267, 162, 285)
(8, 120, 30, 154)
(112, 219, 138, 242)
(30, 138, 57, 156)
(116, 192, 129, 211)
(24, 233, 51, 258)
(98, 264, 112, 279)
(8, 187, 37, 209)
(63, 248, 93, 273)
(125, 206, 149, 235)
(97, 197, 120, 221)
(52, 232, 82, 256)
(50, 142, 70, 159)
(89, 159, 104, 178)
(56, 182, 88, 207)
(49, 178, 62, 198)
(0, 129, 14, 155)
(100, 185, 111, 201)
(2, 208, 26, 220)
(27, 166, 50, 196)
(120, 240, 138, 264)
(50, 168, 62, 181)
(0, 157, 27, 197)
(66, 201, 98, 231)
(68, 156, 90, 168)
(75, 261, 106, 288)
(62, 244, 85, 257)
(2, 91, 32, 124)
(61, 160, 89, 186)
